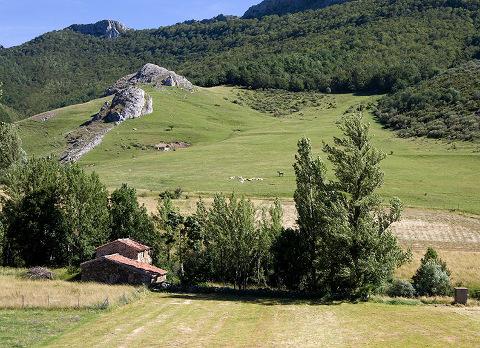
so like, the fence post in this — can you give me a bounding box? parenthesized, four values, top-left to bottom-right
(21, 295, 25, 308)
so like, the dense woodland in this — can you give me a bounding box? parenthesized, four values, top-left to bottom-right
(2, 0, 480, 138)
(242, 0, 349, 18)
(376, 60, 480, 140)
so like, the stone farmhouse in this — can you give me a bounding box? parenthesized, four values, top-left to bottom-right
(81, 238, 167, 285)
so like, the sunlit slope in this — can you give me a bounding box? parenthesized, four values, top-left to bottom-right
(18, 86, 480, 213)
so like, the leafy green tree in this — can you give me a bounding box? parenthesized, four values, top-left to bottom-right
(109, 184, 159, 259)
(1, 158, 110, 266)
(271, 227, 308, 290)
(412, 247, 452, 296)
(0, 122, 25, 174)
(155, 197, 183, 267)
(204, 194, 282, 289)
(291, 113, 409, 298)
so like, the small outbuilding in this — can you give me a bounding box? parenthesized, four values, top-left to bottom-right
(81, 238, 167, 285)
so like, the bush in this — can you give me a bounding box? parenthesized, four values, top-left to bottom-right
(412, 260, 451, 296)
(159, 187, 183, 200)
(387, 279, 416, 298)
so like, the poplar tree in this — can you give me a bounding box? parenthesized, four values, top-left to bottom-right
(292, 113, 409, 298)
(0, 122, 25, 174)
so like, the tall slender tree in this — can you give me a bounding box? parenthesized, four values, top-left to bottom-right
(292, 113, 409, 298)
(0, 122, 25, 174)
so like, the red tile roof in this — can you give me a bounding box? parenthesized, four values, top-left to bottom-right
(96, 238, 150, 252)
(105, 254, 168, 276)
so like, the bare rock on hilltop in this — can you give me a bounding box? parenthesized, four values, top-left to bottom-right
(107, 63, 194, 95)
(67, 20, 129, 39)
(100, 87, 153, 123)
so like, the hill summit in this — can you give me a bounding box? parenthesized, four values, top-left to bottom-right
(67, 20, 129, 39)
(107, 63, 195, 94)
(243, 0, 349, 18)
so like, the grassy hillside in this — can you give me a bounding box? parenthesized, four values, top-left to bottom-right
(2, 0, 480, 117)
(377, 60, 480, 140)
(17, 86, 480, 214)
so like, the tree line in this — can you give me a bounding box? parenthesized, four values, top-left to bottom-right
(1, 0, 480, 120)
(376, 60, 480, 140)
(1, 114, 436, 298)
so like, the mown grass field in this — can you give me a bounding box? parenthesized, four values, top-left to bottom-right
(21, 293, 480, 348)
(17, 86, 480, 214)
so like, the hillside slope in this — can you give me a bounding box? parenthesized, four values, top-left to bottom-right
(2, 0, 480, 118)
(17, 86, 480, 214)
(243, 0, 349, 18)
(376, 60, 480, 140)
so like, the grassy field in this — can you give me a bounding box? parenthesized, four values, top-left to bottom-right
(17, 86, 480, 214)
(39, 293, 480, 347)
(0, 268, 141, 309)
(0, 309, 97, 348)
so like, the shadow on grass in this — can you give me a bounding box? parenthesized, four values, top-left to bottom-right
(155, 289, 347, 307)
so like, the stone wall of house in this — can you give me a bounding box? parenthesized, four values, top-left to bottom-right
(96, 241, 146, 261)
(137, 250, 153, 264)
(81, 259, 154, 285)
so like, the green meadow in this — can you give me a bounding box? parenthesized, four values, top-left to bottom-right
(18, 86, 480, 214)
(5, 293, 478, 348)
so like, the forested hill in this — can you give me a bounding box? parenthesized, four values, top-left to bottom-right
(243, 0, 350, 18)
(376, 60, 480, 141)
(1, 0, 480, 118)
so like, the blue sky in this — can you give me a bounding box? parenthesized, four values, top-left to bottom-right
(0, 0, 260, 47)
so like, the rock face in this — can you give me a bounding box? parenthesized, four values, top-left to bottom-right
(107, 63, 194, 94)
(67, 20, 129, 39)
(101, 87, 153, 123)
(243, 0, 349, 18)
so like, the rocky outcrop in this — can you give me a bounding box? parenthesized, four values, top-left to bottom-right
(59, 86, 153, 163)
(243, 0, 349, 18)
(98, 87, 153, 123)
(107, 63, 194, 94)
(60, 122, 114, 163)
(67, 20, 129, 39)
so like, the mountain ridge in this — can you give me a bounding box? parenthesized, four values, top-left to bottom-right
(1, 0, 479, 123)
(67, 20, 130, 38)
(243, 0, 350, 18)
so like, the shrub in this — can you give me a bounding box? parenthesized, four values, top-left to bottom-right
(159, 187, 183, 200)
(387, 279, 416, 298)
(412, 260, 451, 296)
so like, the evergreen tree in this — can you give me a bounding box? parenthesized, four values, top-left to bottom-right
(412, 247, 451, 296)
